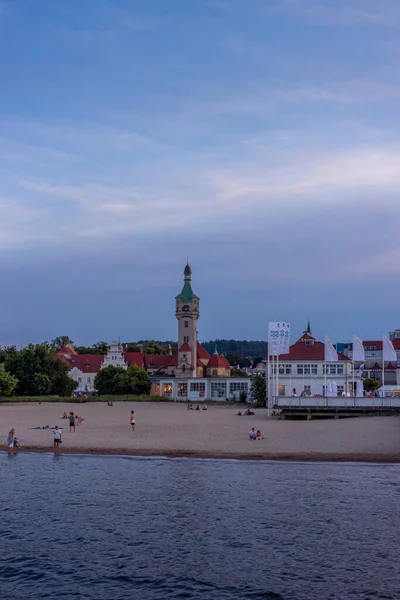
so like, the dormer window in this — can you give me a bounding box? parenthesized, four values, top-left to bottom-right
(304, 339, 314, 346)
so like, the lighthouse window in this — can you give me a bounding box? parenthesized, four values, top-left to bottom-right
(184, 321, 188, 328)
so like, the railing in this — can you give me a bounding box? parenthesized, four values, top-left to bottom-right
(272, 396, 400, 409)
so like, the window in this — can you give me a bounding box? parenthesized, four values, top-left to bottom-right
(183, 354, 187, 361)
(323, 364, 344, 375)
(87, 377, 91, 383)
(229, 382, 248, 393)
(211, 382, 227, 398)
(162, 383, 173, 397)
(365, 345, 377, 351)
(279, 364, 292, 375)
(177, 383, 188, 397)
(297, 364, 318, 375)
(190, 382, 205, 397)
(278, 385, 285, 396)
(212, 369, 217, 376)
(78, 377, 82, 383)
(337, 386, 344, 395)
(303, 385, 311, 395)
(184, 321, 188, 328)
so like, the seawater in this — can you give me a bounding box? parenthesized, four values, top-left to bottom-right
(0, 454, 398, 600)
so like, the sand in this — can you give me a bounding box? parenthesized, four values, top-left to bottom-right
(1, 402, 399, 462)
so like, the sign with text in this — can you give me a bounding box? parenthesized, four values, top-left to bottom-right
(268, 322, 290, 356)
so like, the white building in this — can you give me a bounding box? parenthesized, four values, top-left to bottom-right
(344, 338, 400, 385)
(258, 327, 352, 397)
(56, 342, 146, 392)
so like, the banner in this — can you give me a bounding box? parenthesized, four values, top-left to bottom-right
(324, 335, 338, 362)
(352, 334, 365, 362)
(382, 334, 397, 362)
(268, 322, 290, 356)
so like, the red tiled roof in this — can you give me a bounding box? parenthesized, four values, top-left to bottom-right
(66, 354, 105, 373)
(197, 342, 211, 360)
(208, 354, 230, 369)
(279, 334, 350, 361)
(393, 339, 400, 349)
(386, 362, 397, 370)
(145, 354, 172, 370)
(370, 362, 380, 370)
(362, 340, 382, 350)
(168, 355, 178, 367)
(122, 352, 146, 369)
(179, 342, 192, 352)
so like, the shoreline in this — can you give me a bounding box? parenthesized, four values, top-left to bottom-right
(2, 445, 400, 463)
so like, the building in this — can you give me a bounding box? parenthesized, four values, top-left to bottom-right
(56, 341, 146, 392)
(257, 325, 352, 397)
(150, 264, 250, 401)
(57, 263, 250, 400)
(344, 338, 400, 385)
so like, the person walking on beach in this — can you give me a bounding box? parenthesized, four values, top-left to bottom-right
(7, 429, 15, 455)
(130, 409, 136, 431)
(53, 426, 62, 450)
(69, 412, 76, 433)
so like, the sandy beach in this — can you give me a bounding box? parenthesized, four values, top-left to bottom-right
(1, 402, 399, 462)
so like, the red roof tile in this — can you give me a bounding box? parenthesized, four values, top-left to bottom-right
(208, 354, 230, 369)
(122, 352, 146, 369)
(279, 334, 350, 361)
(179, 342, 192, 352)
(145, 354, 172, 370)
(66, 354, 105, 373)
(197, 342, 211, 360)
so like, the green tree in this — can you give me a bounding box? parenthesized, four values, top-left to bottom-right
(126, 342, 141, 352)
(230, 367, 249, 378)
(0, 363, 18, 396)
(141, 341, 166, 355)
(250, 372, 266, 406)
(91, 341, 109, 354)
(94, 365, 151, 395)
(127, 364, 151, 395)
(50, 336, 75, 352)
(363, 378, 381, 392)
(4, 344, 76, 396)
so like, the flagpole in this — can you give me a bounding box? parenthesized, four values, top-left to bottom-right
(382, 333, 385, 408)
(267, 322, 270, 417)
(352, 332, 355, 401)
(324, 333, 327, 405)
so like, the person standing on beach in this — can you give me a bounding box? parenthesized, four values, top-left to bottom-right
(53, 426, 62, 450)
(7, 429, 15, 455)
(130, 409, 136, 431)
(69, 412, 76, 433)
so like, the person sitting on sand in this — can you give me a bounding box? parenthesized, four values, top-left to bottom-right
(77, 416, 84, 426)
(195, 404, 200, 411)
(255, 430, 263, 440)
(202, 405, 208, 411)
(249, 427, 257, 441)
(61, 412, 68, 419)
(235, 411, 242, 416)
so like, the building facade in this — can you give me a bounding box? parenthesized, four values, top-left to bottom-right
(256, 328, 352, 397)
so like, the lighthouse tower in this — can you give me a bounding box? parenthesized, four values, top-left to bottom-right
(175, 263, 199, 377)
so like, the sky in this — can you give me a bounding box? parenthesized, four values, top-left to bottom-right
(1, 0, 400, 346)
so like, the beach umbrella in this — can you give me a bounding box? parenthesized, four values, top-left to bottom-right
(331, 381, 338, 397)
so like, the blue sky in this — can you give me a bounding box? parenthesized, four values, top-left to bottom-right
(1, 0, 400, 346)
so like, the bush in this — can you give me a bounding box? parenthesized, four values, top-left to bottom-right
(0, 394, 170, 403)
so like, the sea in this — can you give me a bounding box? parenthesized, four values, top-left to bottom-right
(0, 453, 398, 600)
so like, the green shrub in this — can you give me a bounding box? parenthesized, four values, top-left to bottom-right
(0, 394, 170, 403)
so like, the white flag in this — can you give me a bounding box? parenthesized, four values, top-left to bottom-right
(324, 335, 338, 362)
(382, 334, 397, 362)
(352, 334, 365, 362)
(268, 322, 291, 356)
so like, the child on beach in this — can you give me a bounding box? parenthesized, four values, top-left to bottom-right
(69, 412, 76, 433)
(130, 410, 136, 431)
(53, 426, 62, 449)
(13, 437, 20, 449)
(7, 429, 15, 455)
